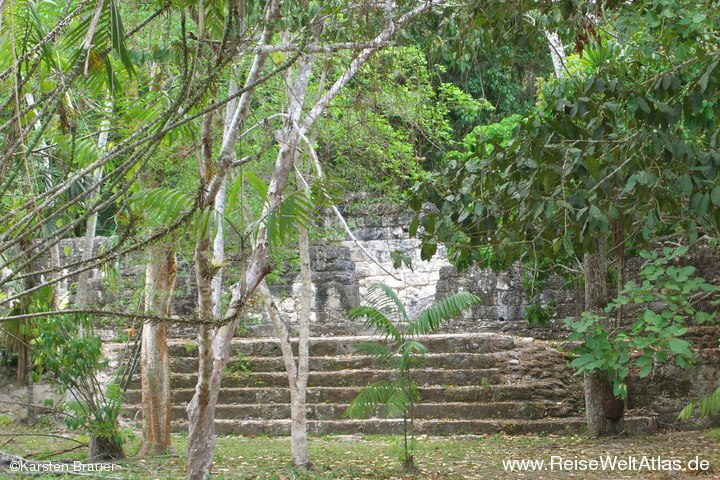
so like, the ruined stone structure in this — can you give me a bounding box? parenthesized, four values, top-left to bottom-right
(258, 203, 577, 339)
(36, 204, 720, 433)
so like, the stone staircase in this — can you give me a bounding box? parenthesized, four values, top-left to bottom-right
(122, 333, 659, 435)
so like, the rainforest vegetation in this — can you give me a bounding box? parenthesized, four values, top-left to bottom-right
(0, 0, 718, 478)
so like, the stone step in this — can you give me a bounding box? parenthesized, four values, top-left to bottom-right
(124, 382, 581, 406)
(127, 368, 505, 389)
(169, 352, 503, 374)
(166, 333, 523, 358)
(167, 416, 659, 436)
(125, 401, 568, 422)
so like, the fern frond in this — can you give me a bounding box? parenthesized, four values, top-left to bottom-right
(410, 292, 480, 336)
(678, 387, 720, 420)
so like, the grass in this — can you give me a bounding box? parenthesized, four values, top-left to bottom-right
(0, 426, 718, 479)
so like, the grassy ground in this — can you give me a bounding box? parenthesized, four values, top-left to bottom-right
(1, 424, 719, 479)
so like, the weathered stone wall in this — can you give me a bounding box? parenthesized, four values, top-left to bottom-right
(260, 203, 579, 338)
(52, 204, 583, 339)
(628, 326, 720, 428)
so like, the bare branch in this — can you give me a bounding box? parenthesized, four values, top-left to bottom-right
(294, 128, 401, 280)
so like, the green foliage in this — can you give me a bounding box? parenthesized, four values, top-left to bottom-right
(411, 10, 552, 129)
(319, 46, 491, 198)
(225, 353, 253, 378)
(239, 171, 339, 248)
(183, 339, 198, 355)
(265, 247, 301, 286)
(390, 250, 413, 271)
(524, 302, 555, 327)
(679, 387, 720, 420)
(565, 246, 719, 399)
(411, 1, 720, 272)
(345, 284, 480, 471)
(31, 295, 126, 448)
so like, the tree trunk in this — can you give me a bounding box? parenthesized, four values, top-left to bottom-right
(583, 236, 624, 437)
(75, 99, 112, 309)
(186, 226, 217, 479)
(290, 186, 312, 471)
(88, 435, 124, 461)
(544, 30, 567, 78)
(183, 4, 438, 476)
(140, 247, 176, 455)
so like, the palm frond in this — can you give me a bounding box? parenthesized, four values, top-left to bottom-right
(131, 187, 194, 226)
(242, 171, 321, 247)
(348, 305, 402, 342)
(363, 283, 409, 325)
(353, 341, 398, 368)
(399, 340, 428, 372)
(410, 292, 480, 336)
(343, 379, 418, 419)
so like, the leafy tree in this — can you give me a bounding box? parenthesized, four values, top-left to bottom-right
(566, 246, 719, 400)
(345, 284, 480, 473)
(410, 0, 720, 436)
(30, 287, 130, 460)
(314, 45, 491, 198)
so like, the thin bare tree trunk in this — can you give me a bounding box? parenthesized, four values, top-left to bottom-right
(544, 30, 567, 78)
(210, 80, 237, 319)
(186, 180, 219, 473)
(287, 100, 315, 469)
(290, 212, 312, 470)
(583, 236, 623, 436)
(140, 247, 176, 455)
(75, 99, 112, 309)
(187, 205, 217, 479)
(186, 4, 281, 477)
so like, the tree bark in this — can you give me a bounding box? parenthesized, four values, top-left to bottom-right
(583, 236, 623, 437)
(544, 30, 567, 78)
(88, 435, 124, 461)
(140, 247, 176, 455)
(186, 225, 217, 479)
(289, 123, 313, 471)
(75, 99, 112, 309)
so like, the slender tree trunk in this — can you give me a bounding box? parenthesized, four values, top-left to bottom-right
(140, 247, 176, 455)
(259, 258, 311, 471)
(75, 99, 112, 309)
(186, 7, 286, 477)
(290, 176, 312, 471)
(583, 236, 623, 436)
(544, 30, 567, 77)
(186, 213, 217, 479)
